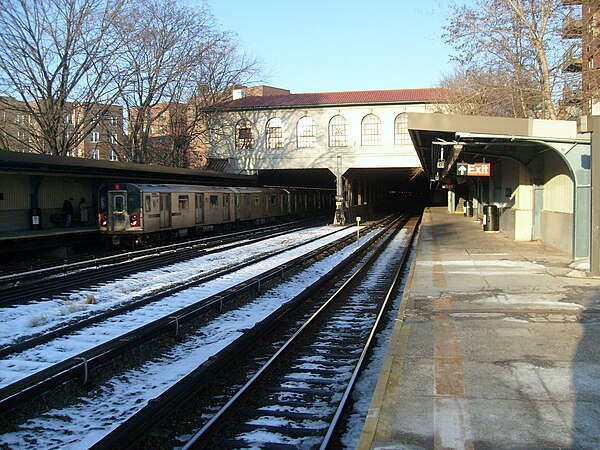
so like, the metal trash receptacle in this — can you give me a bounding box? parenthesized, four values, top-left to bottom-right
(482, 204, 499, 232)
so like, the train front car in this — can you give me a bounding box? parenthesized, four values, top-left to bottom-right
(99, 183, 143, 246)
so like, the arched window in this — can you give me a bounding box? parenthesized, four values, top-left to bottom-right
(266, 118, 283, 148)
(328, 115, 348, 147)
(361, 114, 381, 146)
(394, 113, 410, 145)
(235, 119, 253, 149)
(297, 116, 316, 147)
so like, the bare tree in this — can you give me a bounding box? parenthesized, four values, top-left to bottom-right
(177, 34, 261, 169)
(113, 0, 260, 168)
(0, 0, 126, 155)
(442, 0, 570, 119)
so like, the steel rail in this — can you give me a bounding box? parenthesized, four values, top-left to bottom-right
(0, 217, 324, 284)
(0, 218, 387, 413)
(89, 215, 403, 450)
(0, 218, 328, 306)
(180, 214, 416, 449)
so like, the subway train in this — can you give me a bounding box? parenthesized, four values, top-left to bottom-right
(98, 182, 332, 246)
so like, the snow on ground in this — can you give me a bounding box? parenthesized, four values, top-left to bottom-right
(0, 227, 387, 449)
(0, 226, 367, 389)
(0, 226, 351, 348)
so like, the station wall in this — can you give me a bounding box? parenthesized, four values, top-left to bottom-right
(494, 149, 575, 255)
(0, 173, 95, 232)
(540, 150, 575, 254)
(496, 159, 534, 241)
(0, 174, 29, 231)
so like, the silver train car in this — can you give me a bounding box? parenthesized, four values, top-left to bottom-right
(99, 182, 330, 246)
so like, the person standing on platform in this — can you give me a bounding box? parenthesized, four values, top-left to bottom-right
(79, 197, 89, 226)
(63, 197, 74, 227)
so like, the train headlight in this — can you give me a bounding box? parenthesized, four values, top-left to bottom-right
(100, 214, 107, 227)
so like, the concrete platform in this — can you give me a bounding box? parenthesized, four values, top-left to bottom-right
(358, 207, 600, 449)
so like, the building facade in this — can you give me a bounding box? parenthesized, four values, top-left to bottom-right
(0, 97, 124, 161)
(207, 86, 446, 222)
(562, 0, 600, 114)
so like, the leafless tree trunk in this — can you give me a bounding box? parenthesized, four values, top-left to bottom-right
(113, 0, 260, 168)
(442, 0, 569, 119)
(0, 0, 126, 155)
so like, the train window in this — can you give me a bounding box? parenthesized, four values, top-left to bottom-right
(114, 195, 125, 212)
(210, 195, 218, 207)
(178, 195, 189, 210)
(145, 196, 151, 212)
(128, 195, 140, 212)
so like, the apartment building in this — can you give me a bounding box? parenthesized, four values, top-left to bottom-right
(562, 0, 600, 114)
(0, 97, 124, 161)
(72, 102, 124, 161)
(128, 101, 208, 169)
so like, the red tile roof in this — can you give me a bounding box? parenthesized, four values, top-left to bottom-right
(223, 88, 448, 109)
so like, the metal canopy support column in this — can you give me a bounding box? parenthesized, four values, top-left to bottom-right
(590, 116, 600, 274)
(333, 154, 346, 225)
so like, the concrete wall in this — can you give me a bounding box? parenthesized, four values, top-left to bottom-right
(0, 173, 95, 231)
(495, 159, 534, 241)
(0, 174, 30, 231)
(539, 150, 574, 254)
(209, 103, 435, 174)
(543, 151, 573, 214)
(541, 210, 573, 254)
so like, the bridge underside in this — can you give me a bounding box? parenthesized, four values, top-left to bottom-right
(256, 167, 430, 222)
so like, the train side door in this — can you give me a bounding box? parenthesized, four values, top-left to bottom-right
(108, 190, 127, 231)
(223, 193, 231, 222)
(159, 193, 171, 228)
(195, 193, 204, 224)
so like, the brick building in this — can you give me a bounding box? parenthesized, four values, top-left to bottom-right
(0, 97, 124, 161)
(562, 0, 600, 114)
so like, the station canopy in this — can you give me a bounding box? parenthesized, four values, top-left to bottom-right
(407, 112, 589, 184)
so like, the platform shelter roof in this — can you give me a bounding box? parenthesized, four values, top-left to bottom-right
(0, 150, 257, 186)
(407, 112, 589, 183)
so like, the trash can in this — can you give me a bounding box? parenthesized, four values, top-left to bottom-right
(29, 207, 42, 230)
(463, 200, 473, 217)
(482, 204, 499, 232)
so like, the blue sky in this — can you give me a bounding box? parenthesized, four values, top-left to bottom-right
(206, 0, 458, 94)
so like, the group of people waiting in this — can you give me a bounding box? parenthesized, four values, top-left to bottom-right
(62, 197, 89, 227)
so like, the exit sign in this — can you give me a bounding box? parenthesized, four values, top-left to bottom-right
(468, 163, 491, 176)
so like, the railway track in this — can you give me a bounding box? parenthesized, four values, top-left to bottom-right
(0, 219, 390, 422)
(181, 215, 419, 449)
(0, 218, 327, 306)
(0, 215, 418, 449)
